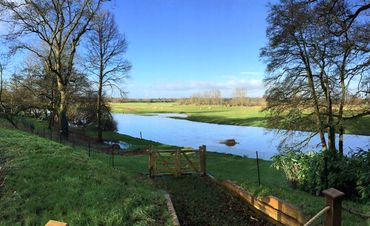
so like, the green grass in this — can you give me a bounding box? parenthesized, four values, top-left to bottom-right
(0, 127, 172, 226)
(110, 102, 370, 135)
(110, 102, 267, 127)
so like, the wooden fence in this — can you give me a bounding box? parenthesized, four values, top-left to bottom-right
(207, 174, 345, 226)
(148, 145, 206, 178)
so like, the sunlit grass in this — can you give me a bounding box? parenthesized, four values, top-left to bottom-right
(110, 102, 370, 135)
(0, 127, 172, 226)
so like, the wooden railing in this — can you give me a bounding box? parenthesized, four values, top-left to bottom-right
(304, 188, 345, 226)
(208, 173, 346, 226)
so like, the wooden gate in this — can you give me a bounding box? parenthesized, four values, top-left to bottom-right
(148, 145, 206, 177)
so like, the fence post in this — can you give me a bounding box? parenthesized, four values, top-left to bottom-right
(199, 145, 206, 176)
(256, 151, 261, 186)
(149, 149, 156, 178)
(88, 141, 91, 157)
(322, 188, 345, 226)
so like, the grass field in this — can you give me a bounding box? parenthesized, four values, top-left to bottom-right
(110, 102, 370, 135)
(0, 127, 172, 226)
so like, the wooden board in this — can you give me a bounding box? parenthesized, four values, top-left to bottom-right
(45, 220, 68, 226)
(220, 180, 306, 226)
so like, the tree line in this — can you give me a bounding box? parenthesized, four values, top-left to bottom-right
(0, 0, 130, 142)
(177, 88, 266, 106)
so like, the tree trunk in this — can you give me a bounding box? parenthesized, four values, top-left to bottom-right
(328, 126, 336, 152)
(338, 126, 344, 155)
(96, 27, 104, 143)
(97, 77, 103, 142)
(327, 93, 336, 152)
(57, 82, 69, 138)
(306, 70, 328, 151)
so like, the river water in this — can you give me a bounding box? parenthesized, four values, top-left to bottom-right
(113, 113, 370, 160)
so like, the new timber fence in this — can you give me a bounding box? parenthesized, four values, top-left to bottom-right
(208, 173, 346, 226)
(148, 145, 206, 178)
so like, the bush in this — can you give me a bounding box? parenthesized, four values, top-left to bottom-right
(272, 149, 370, 200)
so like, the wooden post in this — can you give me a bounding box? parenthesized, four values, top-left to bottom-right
(256, 151, 261, 186)
(148, 149, 156, 178)
(199, 145, 206, 176)
(148, 151, 153, 178)
(322, 188, 345, 226)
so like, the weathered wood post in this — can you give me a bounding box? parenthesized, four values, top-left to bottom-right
(148, 148, 156, 178)
(256, 151, 261, 186)
(322, 188, 345, 226)
(199, 145, 206, 176)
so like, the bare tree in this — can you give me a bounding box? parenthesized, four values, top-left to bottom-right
(232, 87, 248, 106)
(261, 0, 370, 153)
(85, 10, 131, 142)
(0, 0, 105, 137)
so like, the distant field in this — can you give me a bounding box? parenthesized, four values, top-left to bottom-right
(110, 102, 370, 136)
(111, 102, 267, 127)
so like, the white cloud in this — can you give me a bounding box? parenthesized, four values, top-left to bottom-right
(239, 71, 263, 76)
(130, 77, 265, 98)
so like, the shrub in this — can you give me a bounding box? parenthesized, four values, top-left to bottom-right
(272, 149, 370, 200)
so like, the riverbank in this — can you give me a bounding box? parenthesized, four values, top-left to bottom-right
(110, 102, 370, 136)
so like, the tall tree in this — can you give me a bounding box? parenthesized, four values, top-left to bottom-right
(85, 11, 131, 142)
(261, 0, 369, 153)
(0, 0, 105, 137)
(232, 87, 248, 106)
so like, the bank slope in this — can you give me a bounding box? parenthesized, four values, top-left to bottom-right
(0, 127, 171, 226)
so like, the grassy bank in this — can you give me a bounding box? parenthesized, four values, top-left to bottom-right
(0, 127, 172, 225)
(110, 102, 370, 135)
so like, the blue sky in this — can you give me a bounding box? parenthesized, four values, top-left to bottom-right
(0, 0, 272, 98)
(107, 0, 271, 98)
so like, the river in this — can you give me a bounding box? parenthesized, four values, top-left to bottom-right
(113, 113, 370, 160)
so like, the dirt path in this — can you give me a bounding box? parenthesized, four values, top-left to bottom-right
(155, 175, 272, 226)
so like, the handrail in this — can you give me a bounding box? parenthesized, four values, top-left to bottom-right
(304, 206, 330, 226)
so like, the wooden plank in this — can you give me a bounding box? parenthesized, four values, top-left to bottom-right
(262, 195, 306, 224)
(221, 180, 304, 226)
(181, 152, 200, 173)
(45, 220, 68, 226)
(164, 192, 181, 226)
